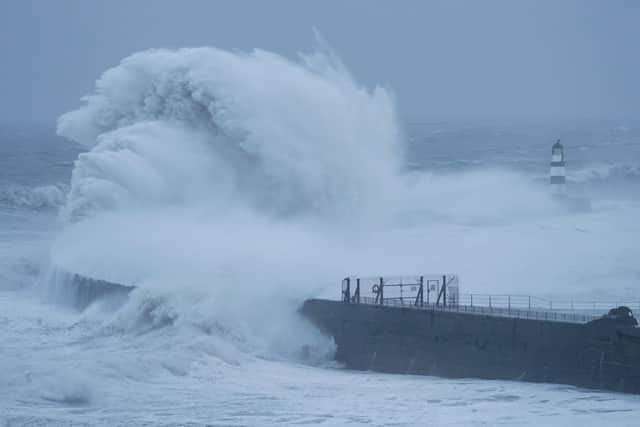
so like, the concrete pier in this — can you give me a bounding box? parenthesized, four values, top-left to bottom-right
(301, 298, 640, 394)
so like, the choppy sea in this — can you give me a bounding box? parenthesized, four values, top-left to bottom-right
(2, 47, 640, 426)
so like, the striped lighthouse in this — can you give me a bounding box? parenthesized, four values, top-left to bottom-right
(550, 139, 566, 195)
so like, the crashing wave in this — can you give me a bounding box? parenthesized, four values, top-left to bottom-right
(57, 47, 402, 221)
(568, 163, 640, 186)
(0, 183, 68, 210)
(42, 268, 134, 311)
(49, 45, 576, 364)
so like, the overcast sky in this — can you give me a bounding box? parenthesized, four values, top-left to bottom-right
(1, 0, 638, 125)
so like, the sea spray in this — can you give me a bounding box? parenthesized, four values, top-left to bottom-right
(50, 46, 640, 366)
(57, 47, 403, 221)
(52, 45, 409, 360)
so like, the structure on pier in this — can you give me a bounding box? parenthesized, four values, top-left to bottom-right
(341, 275, 459, 308)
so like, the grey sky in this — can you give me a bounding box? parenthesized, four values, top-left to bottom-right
(1, 0, 638, 124)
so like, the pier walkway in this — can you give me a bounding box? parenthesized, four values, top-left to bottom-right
(341, 276, 640, 324)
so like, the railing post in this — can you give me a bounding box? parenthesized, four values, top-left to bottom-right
(379, 277, 384, 305)
(528, 296, 531, 309)
(415, 276, 424, 307)
(442, 275, 447, 307)
(355, 278, 360, 303)
(343, 277, 350, 303)
(426, 281, 430, 305)
(508, 295, 511, 314)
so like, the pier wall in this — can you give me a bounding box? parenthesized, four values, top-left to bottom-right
(301, 299, 640, 393)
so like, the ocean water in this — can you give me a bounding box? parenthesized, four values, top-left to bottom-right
(1, 47, 640, 426)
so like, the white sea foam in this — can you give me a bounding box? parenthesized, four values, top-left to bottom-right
(57, 47, 402, 222)
(53, 45, 402, 360)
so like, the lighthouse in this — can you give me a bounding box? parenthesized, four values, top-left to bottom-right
(550, 139, 566, 196)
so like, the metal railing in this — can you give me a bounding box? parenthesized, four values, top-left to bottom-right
(354, 295, 640, 324)
(457, 293, 640, 314)
(340, 275, 640, 324)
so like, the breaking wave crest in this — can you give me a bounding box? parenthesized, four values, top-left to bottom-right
(0, 183, 68, 210)
(51, 44, 409, 361)
(569, 163, 640, 185)
(57, 47, 402, 221)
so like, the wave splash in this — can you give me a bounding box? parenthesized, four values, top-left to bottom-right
(50, 45, 572, 365)
(57, 47, 402, 221)
(0, 183, 68, 210)
(569, 163, 640, 186)
(52, 45, 410, 362)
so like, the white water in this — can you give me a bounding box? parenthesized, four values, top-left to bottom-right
(2, 45, 640, 425)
